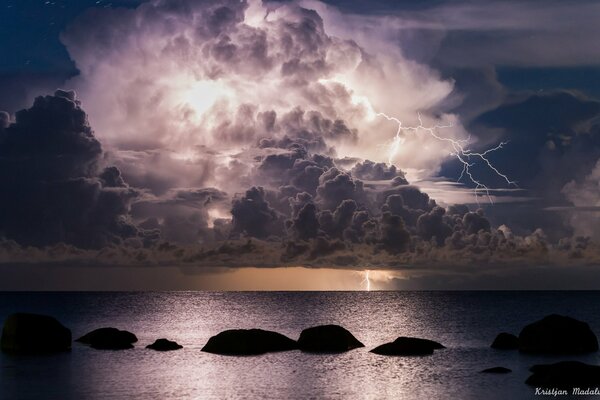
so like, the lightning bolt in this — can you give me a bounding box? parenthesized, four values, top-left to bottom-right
(377, 112, 517, 204)
(361, 270, 371, 291)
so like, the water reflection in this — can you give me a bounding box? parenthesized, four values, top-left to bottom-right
(1, 291, 600, 399)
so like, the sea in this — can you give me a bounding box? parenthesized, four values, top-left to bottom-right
(1, 291, 600, 399)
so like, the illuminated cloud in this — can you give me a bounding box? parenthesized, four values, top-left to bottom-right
(60, 0, 468, 193)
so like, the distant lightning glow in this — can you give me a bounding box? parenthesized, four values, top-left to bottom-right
(361, 270, 371, 291)
(377, 112, 517, 203)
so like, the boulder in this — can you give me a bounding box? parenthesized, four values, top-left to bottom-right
(491, 332, 519, 350)
(526, 361, 600, 388)
(201, 329, 297, 355)
(371, 336, 445, 356)
(481, 367, 512, 374)
(519, 314, 598, 354)
(146, 338, 182, 351)
(1, 313, 71, 353)
(76, 327, 137, 350)
(297, 325, 364, 353)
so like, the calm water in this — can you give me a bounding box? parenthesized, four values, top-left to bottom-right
(1, 291, 600, 399)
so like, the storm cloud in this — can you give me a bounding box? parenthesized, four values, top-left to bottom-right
(1, 0, 600, 288)
(0, 90, 142, 248)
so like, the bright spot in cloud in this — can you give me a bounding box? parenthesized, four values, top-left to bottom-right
(180, 80, 231, 120)
(207, 208, 231, 228)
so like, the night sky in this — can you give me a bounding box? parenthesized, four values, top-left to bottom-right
(2, 0, 600, 290)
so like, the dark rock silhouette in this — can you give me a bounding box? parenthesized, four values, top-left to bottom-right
(371, 336, 445, 356)
(146, 338, 182, 351)
(297, 325, 364, 353)
(1, 313, 71, 353)
(201, 329, 297, 355)
(526, 361, 600, 387)
(76, 327, 137, 350)
(519, 314, 598, 354)
(491, 332, 519, 350)
(481, 367, 512, 374)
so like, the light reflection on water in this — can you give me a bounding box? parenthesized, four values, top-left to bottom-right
(1, 291, 600, 399)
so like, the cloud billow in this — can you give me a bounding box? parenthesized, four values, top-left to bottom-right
(2, 0, 600, 283)
(0, 91, 143, 248)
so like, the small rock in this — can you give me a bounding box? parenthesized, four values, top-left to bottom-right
(491, 332, 519, 350)
(371, 337, 445, 356)
(76, 327, 137, 350)
(481, 367, 512, 374)
(519, 314, 598, 354)
(146, 338, 182, 351)
(297, 325, 364, 353)
(1, 313, 71, 353)
(201, 329, 297, 355)
(526, 361, 600, 388)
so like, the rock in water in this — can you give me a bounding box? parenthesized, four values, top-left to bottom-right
(371, 336, 445, 356)
(491, 332, 519, 350)
(1, 313, 71, 353)
(297, 325, 364, 353)
(519, 314, 598, 354)
(146, 338, 183, 351)
(481, 367, 512, 374)
(201, 329, 297, 355)
(526, 361, 600, 387)
(76, 327, 137, 350)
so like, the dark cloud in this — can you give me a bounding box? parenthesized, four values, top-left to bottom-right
(308, 236, 346, 260)
(467, 91, 600, 191)
(441, 90, 600, 238)
(256, 108, 357, 156)
(374, 212, 411, 254)
(379, 185, 433, 211)
(316, 167, 365, 210)
(343, 210, 370, 243)
(351, 159, 407, 182)
(417, 206, 452, 246)
(0, 91, 141, 248)
(381, 194, 419, 227)
(331, 199, 358, 236)
(231, 186, 284, 239)
(283, 109, 357, 142)
(463, 209, 491, 235)
(447, 204, 470, 217)
(0, 90, 101, 181)
(256, 143, 336, 197)
(289, 202, 320, 240)
(442, 66, 506, 121)
(288, 191, 313, 217)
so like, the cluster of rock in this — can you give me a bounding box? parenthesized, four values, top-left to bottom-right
(201, 325, 367, 355)
(0, 313, 182, 353)
(491, 314, 598, 353)
(200, 324, 446, 356)
(3, 311, 600, 389)
(486, 314, 600, 386)
(0, 314, 442, 357)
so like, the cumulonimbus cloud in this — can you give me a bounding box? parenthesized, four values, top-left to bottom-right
(60, 0, 466, 191)
(2, 0, 599, 281)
